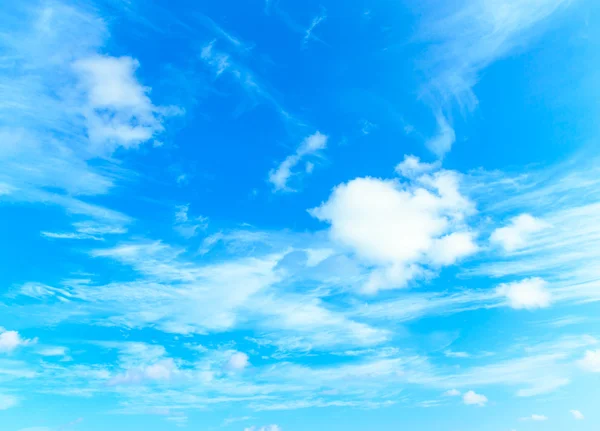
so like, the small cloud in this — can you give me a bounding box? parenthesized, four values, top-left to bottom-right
(108, 358, 178, 386)
(37, 346, 68, 357)
(570, 410, 584, 420)
(578, 349, 600, 372)
(0, 393, 18, 410)
(444, 350, 470, 358)
(0, 328, 37, 353)
(490, 214, 548, 252)
(395, 155, 440, 178)
(496, 277, 551, 310)
(426, 113, 455, 158)
(174, 204, 208, 238)
(225, 351, 249, 371)
(443, 389, 461, 397)
(303, 8, 327, 47)
(269, 131, 328, 192)
(521, 414, 548, 421)
(463, 390, 487, 406)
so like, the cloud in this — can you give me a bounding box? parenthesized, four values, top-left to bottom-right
(578, 350, 600, 373)
(174, 204, 209, 238)
(303, 8, 327, 47)
(490, 214, 548, 252)
(245, 426, 281, 431)
(225, 351, 250, 371)
(570, 410, 584, 420)
(0, 328, 37, 353)
(444, 350, 470, 358)
(0, 393, 18, 410)
(0, 2, 176, 225)
(269, 132, 328, 192)
(462, 390, 487, 406)
(426, 113, 455, 158)
(108, 358, 178, 386)
(73, 55, 178, 153)
(310, 158, 477, 292)
(443, 389, 461, 396)
(496, 277, 551, 310)
(37, 346, 68, 357)
(395, 155, 440, 178)
(521, 414, 548, 421)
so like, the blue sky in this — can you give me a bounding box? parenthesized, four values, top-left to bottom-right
(1, 0, 600, 430)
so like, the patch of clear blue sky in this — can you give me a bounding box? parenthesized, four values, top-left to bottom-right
(1, 0, 600, 430)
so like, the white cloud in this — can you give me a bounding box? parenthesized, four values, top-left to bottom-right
(426, 113, 456, 157)
(578, 350, 600, 373)
(0, 328, 36, 353)
(462, 390, 487, 406)
(490, 214, 548, 252)
(570, 410, 584, 420)
(225, 351, 250, 371)
(37, 346, 68, 357)
(496, 277, 551, 310)
(0, 393, 18, 410)
(269, 131, 328, 191)
(73, 55, 178, 153)
(395, 155, 440, 178)
(521, 414, 548, 421)
(444, 350, 470, 358)
(444, 389, 461, 396)
(310, 159, 477, 292)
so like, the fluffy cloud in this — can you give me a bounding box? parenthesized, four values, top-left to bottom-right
(496, 277, 551, 309)
(225, 351, 250, 371)
(269, 131, 327, 191)
(570, 410, 584, 420)
(0, 328, 36, 353)
(462, 390, 487, 406)
(73, 55, 178, 153)
(310, 157, 477, 292)
(578, 350, 600, 372)
(490, 214, 548, 252)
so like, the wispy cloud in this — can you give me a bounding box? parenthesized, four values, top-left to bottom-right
(303, 8, 327, 48)
(415, 0, 572, 156)
(269, 131, 328, 191)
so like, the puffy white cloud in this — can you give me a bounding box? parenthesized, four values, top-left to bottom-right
(73, 55, 178, 152)
(310, 159, 477, 292)
(578, 350, 600, 372)
(225, 351, 250, 371)
(496, 277, 551, 310)
(490, 214, 548, 252)
(443, 389, 461, 396)
(0, 393, 18, 410)
(463, 390, 487, 406)
(269, 132, 327, 191)
(0, 328, 36, 353)
(570, 410, 584, 420)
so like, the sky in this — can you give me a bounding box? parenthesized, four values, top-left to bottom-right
(1, 0, 600, 430)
